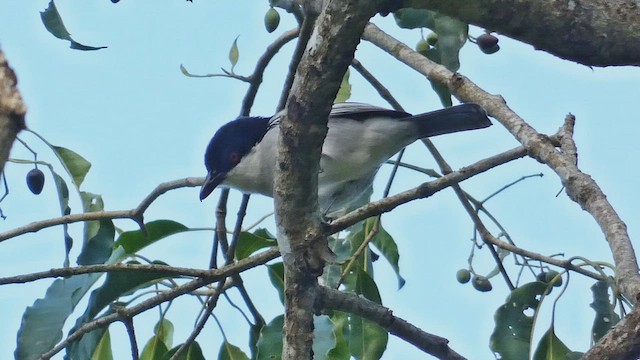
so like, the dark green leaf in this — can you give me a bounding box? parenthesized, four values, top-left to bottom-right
(365, 218, 405, 289)
(533, 327, 573, 360)
(77, 219, 115, 266)
(345, 224, 374, 278)
(335, 69, 351, 103)
(253, 228, 276, 240)
(348, 313, 388, 360)
(141, 336, 169, 360)
(590, 278, 620, 343)
(114, 220, 190, 255)
(266, 262, 285, 305)
(393, 8, 435, 29)
(423, 47, 452, 107)
(313, 315, 337, 360)
(40, 1, 107, 51)
(52, 172, 72, 267)
(346, 267, 382, 304)
(327, 312, 350, 360)
(256, 315, 284, 360)
(52, 145, 92, 189)
(490, 282, 548, 360)
(235, 231, 276, 260)
(163, 342, 205, 360)
(91, 329, 113, 360)
(322, 236, 352, 288)
(219, 341, 250, 360)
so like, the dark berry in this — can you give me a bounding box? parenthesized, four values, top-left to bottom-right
(26, 168, 45, 195)
(456, 269, 471, 284)
(264, 8, 280, 33)
(472, 275, 493, 292)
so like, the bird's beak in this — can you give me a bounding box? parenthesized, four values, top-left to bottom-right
(199, 171, 226, 201)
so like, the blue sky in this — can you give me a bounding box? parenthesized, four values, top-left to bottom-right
(1, 1, 639, 359)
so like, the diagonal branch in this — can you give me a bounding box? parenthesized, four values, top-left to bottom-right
(316, 286, 466, 360)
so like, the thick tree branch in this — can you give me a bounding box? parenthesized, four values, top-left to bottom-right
(317, 286, 466, 360)
(0, 49, 27, 175)
(583, 305, 640, 360)
(274, 1, 383, 359)
(404, 0, 640, 67)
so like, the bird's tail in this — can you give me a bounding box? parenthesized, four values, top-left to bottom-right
(406, 103, 492, 138)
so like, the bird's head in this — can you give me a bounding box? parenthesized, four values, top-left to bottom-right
(200, 116, 270, 201)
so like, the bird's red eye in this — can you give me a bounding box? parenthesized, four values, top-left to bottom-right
(229, 151, 241, 164)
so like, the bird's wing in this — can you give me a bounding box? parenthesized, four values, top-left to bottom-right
(330, 102, 411, 120)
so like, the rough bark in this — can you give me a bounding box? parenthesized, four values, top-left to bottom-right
(583, 306, 640, 360)
(0, 49, 27, 175)
(274, 2, 383, 359)
(404, 0, 640, 67)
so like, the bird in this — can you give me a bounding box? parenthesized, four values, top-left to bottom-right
(199, 102, 492, 216)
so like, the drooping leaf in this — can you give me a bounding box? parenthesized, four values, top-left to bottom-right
(163, 342, 205, 360)
(365, 218, 405, 289)
(140, 335, 169, 360)
(266, 262, 285, 305)
(52, 145, 92, 189)
(393, 8, 435, 29)
(90, 329, 113, 360)
(256, 315, 284, 360)
(313, 315, 337, 360)
(433, 14, 468, 73)
(219, 341, 250, 360)
(532, 327, 575, 360)
(52, 172, 73, 267)
(348, 313, 388, 360)
(229, 36, 239, 72)
(327, 312, 350, 360)
(15, 236, 125, 360)
(155, 318, 174, 349)
(335, 69, 352, 103)
(345, 265, 382, 305)
(590, 278, 620, 343)
(235, 231, 277, 260)
(422, 47, 452, 107)
(114, 220, 190, 255)
(490, 282, 548, 360)
(40, 0, 107, 51)
(77, 219, 115, 266)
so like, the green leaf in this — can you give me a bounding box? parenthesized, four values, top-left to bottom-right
(77, 219, 115, 266)
(256, 315, 284, 360)
(229, 36, 239, 72)
(235, 231, 277, 260)
(322, 236, 352, 288)
(40, 0, 107, 51)
(365, 218, 405, 289)
(52, 145, 92, 189)
(141, 335, 169, 360)
(393, 8, 435, 29)
(266, 262, 285, 305)
(155, 318, 174, 349)
(590, 278, 620, 343)
(346, 267, 382, 305)
(91, 329, 114, 360)
(335, 69, 352, 103)
(15, 232, 123, 360)
(345, 224, 374, 278)
(52, 172, 73, 267)
(490, 282, 548, 360)
(533, 327, 573, 360)
(348, 313, 388, 360)
(327, 312, 350, 360)
(114, 220, 190, 255)
(433, 14, 468, 72)
(422, 47, 452, 107)
(163, 342, 205, 360)
(219, 341, 250, 360)
(313, 315, 337, 360)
